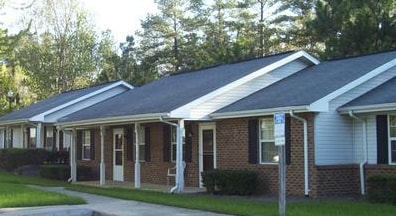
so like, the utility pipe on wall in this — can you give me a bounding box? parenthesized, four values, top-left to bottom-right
(349, 111, 367, 195)
(289, 111, 309, 197)
(159, 116, 185, 193)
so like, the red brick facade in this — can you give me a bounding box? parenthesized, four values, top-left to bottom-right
(75, 113, 376, 197)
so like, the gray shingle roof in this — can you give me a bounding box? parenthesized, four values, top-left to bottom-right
(0, 81, 119, 123)
(342, 76, 396, 107)
(215, 50, 396, 114)
(58, 51, 297, 123)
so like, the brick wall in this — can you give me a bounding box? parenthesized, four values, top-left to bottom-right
(215, 113, 315, 196)
(74, 114, 365, 198)
(312, 165, 360, 197)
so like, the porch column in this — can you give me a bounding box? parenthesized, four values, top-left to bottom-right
(70, 129, 77, 182)
(134, 123, 141, 189)
(36, 123, 42, 148)
(175, 119, 185, 193)
(100, 126, 106, 185)
(55, 126, 61, 151)
(20, 124, 25, 148)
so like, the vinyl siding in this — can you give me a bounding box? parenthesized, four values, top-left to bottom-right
(190, 60, 308, 118)
(315, 66, 396, 165)
(12, 128, 22, 148)
(366, 115, 377, 164)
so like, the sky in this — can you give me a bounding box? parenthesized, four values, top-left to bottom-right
(2, 0, 158, 44)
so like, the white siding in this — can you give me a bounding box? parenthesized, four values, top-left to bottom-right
(190, 60, 308, 118)
(12, 128, 22, 148)
(315, 66, 396, 165)
(63, 132, 72, 149)
(366, 115, 377, 164)
(352, 119, 364, 163)
(44, 86, 128, 122)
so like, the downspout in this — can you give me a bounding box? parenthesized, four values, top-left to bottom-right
(348, 111, 367, 195)
(134, 123, 141, 189)
(289, 111, 309, 197)
(159, 116, 185, 193)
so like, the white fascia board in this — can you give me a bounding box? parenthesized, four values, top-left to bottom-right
(338, 103, 396, 114)
(171, 51, 319, 118)
(210, 106, 309, 119)
(30, 81, 133, 122)
(56, 113, 169, 128)
(0, 119, 29, 126)
(309, 58, 396, 112)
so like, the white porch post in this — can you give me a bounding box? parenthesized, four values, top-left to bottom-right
(36, 123, 42, 148)
(70, 129, 77, 182)
(134, 123, 141, 189)
(175, 119, 185, 193)
(20, 124, 25, 148)
(55, 126, 60, 150)
(100, 126, 106, 185)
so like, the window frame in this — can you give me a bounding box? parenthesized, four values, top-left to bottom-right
(259, 118, 278, 165)
(82, 130, 92, 161)
(388, 114, 396, 165)
(45, 126, 54, 150)
(133, 127, 146, 162)
(170, 126, 185, 163)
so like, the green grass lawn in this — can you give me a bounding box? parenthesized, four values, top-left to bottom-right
(68, 185, 396, 216)
(1, 171, 396, 216)
(0, 171, 85, 208)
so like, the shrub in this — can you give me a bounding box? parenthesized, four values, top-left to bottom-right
(367, 174, 396, 204)
(40, 164, 70, 181)
(0, 149, 48, 171)
(40, 165, 94, 181)
(201, 169, 258, 195)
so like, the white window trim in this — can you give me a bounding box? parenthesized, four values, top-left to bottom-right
(388, 114, 396, 165)
(82, 130, 91, 161)
(170, 126, 185, 163)
(133, 127, 146, 162)
(259, 118, 278, 165)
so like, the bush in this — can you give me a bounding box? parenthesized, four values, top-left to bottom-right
(201, 169, 258, 195)
(367, 174, 396, 204)
(40, 165, 94, 181)
(40, 164, 70, 181)
(0, 149, 48, 171)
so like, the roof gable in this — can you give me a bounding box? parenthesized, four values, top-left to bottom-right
(339, 76, 396, 113)
(212, 50, 396, 118)
(0, 80, 133, 124)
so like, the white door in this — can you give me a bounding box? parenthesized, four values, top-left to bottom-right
(199, 123, 216, 187)
(113, 128, 124, 181)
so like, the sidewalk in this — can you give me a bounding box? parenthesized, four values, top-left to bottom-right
(0, 186, 231, 216)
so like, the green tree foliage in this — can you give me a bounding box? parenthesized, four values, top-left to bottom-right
(302, 0, 396, 59)
(15, 0, 100, 99)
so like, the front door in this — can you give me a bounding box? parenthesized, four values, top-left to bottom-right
(113, 128, 124, 181)
(199, 123, 216, 187)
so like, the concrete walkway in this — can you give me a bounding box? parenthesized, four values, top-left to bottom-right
(0, 186, 231, 216)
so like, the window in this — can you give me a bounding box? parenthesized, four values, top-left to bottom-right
(45, 127, 54, 150)
(28, 128, 36, 148)
(389, 115, 396, 164)
(133, 127, 146, 161)
(82, 130, 91, 160)
(259, 118, 278, 164)
(170, 126, 186, 163)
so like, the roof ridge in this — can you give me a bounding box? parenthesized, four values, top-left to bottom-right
(169, 50, 296, 77)
(325, 49, 396, 62)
